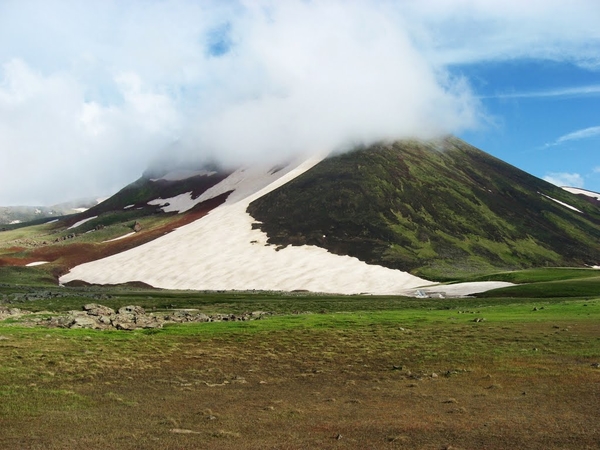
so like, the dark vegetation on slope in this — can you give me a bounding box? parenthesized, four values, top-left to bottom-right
(248, 137, 600, 279)
(66, 170, 231, 226)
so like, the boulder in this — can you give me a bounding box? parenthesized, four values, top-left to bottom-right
(70, 316, 99, 329)
(118, 305, 145, 315)
(83, 303, 115, 316)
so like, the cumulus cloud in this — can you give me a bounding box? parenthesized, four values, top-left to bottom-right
(1, 0, 599, 205)
(544, 172, 585, 188)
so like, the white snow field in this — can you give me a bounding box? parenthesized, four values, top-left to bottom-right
(60, 156, 510, 296)
(562, 186, 600, 201)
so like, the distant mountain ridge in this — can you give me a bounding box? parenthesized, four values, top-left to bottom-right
(0, 198, 102, 226)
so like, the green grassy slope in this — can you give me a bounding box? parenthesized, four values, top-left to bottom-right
(248, 137, 600, 279)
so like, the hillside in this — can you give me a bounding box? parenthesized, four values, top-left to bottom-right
(0, 198, 101, 226)
(248, 137, 600, 279)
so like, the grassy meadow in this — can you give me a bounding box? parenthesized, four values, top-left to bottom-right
(1, 269, 600, 449)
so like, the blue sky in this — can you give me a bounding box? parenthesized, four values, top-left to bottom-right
(0, 0, 599, 205)
(459, 60, 600, 191)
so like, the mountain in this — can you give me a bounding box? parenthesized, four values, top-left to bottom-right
(0, 198, 102, 226)
(248, 136, 600, 279)
(1, 136, 599, 295)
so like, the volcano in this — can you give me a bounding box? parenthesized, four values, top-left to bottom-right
(4, 137, 599, 295)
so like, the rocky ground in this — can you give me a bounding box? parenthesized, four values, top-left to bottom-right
(0, 303, 272, 330)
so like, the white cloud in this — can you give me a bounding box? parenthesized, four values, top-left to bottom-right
(483, 84, 600, 100)
(401, 0, 600, 68)
(544, 172, 585, 188)
(0, 0, 599, 204)
(0, 59, 181, 205)
(545, 125, 600, 147)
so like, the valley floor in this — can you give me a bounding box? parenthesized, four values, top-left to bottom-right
(1, 296, 599, 449)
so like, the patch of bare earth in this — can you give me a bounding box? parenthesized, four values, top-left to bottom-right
(0, 193, 230, 279)
(0, 320, 598, 449)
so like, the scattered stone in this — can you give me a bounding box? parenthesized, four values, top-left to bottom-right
(170, 428, 201, 434)
(591, 363, 600, 368)
(1, 303, 273, 331)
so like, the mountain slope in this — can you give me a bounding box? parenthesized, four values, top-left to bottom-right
(60, 156, 445, 295)
(248, 137, 600, 279)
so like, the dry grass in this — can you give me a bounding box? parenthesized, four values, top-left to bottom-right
(1, 303, 599, 449)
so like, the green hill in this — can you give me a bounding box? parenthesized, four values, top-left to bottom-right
(248, 137, 600, 279)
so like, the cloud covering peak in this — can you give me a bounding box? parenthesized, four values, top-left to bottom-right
(1, 0, 598, 205)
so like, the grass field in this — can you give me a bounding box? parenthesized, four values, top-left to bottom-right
(1, 286, 599, 449)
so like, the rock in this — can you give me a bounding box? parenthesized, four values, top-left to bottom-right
(112, 318, 137, 331)
(83, 303, 115, 316)
(70, 316, 99, 329)
(133, 221, 142, 232)
(118, 305, 145, 315)
(46, 316, 75, 328)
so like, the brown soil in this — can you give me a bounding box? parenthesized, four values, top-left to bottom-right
(1, 192, 231, 279)
(1, 320, 598, 449)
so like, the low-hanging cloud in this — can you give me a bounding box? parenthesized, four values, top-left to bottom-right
(1, 0, 598, 205)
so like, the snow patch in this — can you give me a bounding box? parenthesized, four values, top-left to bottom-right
(562, 187, 600, 201)
(68, 216, 98, 230)
(540, 193, 582, 213)
(26, 261, 49, 267)
(9, 220, 21, 224)
(72, 207, 89, 213)
(124, 204, 134, 209)
(46, 219, 58, 224)
(148, 192, 197, 213)
(102, 232, 136, 243)
(401, 281, 514, 298)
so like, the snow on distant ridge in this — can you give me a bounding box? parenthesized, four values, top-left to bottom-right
(61, 156, 509, 296)
(562, 187, 600, 201)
